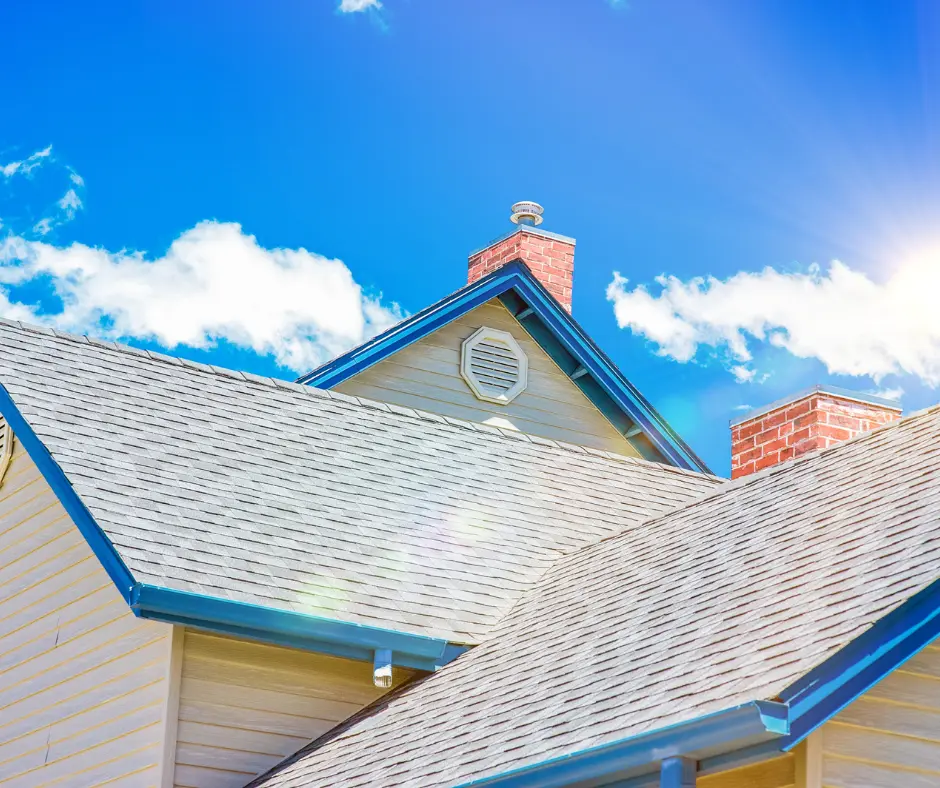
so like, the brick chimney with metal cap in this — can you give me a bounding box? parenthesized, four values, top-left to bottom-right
(730, 385, 902, 479)
(468, 202, 576, 312)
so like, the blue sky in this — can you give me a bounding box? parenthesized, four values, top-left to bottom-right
(2, 0, 940, 474)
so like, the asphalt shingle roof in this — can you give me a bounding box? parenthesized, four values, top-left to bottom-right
(0, 318, 719, 644)
(248, 402, 940, 788)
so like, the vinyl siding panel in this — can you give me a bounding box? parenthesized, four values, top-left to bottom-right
(337, 299, 638, 455)
(701, 753, 794, 788)
(0, 435, 171, 787)
(173, 631, 414, 788)
(822, 643, 940, 787)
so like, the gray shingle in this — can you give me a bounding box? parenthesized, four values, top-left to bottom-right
(0, 321, 718, 644)
(247, 402, 940, 787)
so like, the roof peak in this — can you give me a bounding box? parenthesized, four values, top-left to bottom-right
(0, 316, 712, 481)
(299, 261, 711, 473)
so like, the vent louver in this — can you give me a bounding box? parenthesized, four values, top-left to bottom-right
(0, 418, 12, 488)
(461, 327, 528, 405)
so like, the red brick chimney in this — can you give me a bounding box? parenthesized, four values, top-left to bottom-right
(730, 386, 902, 479)
(468, 202, 575, 312)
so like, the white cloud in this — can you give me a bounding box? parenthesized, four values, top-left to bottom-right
(339, 0, 381, 11)
(57, 188, 82, 219)
(1, 146, 85, 236)
(0, 221, 403, 372)
(0, 145, 52, 179)
(31, 218, 54, 236)
(730, 365, 755, 383)
(30, 185, 85, 236)
(607, 256, 940, 385)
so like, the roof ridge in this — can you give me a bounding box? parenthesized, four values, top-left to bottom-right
(0, 317, 717, 482)
(572, 398, 940, 557)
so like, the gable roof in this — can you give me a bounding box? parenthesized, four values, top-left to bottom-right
(299, 261, 710, 474)
(0, 318, 718, 667)
(248, 402, 940, 787)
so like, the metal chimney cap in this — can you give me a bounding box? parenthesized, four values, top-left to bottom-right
(510, 201, 544, 227)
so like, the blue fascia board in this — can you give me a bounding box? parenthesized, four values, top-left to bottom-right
(130, 583, 467, 672)
(0, 383, 137, 602)
(502, 270, 707, 473)
(297, 268, 518, 388)
(454, 700, 788, 788)
(299, 262, 709, 474)
(780, 575, 940, 747)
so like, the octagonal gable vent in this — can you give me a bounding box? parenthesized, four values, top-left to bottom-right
(460, 327, 528, 405)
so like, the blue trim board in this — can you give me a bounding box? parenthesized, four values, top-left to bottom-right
(0, 383, 137, 602)
(0, 382, 466, 673)
(298, 261, 709, 474)
(297, 267, 520, 388)
(454, 701, 788, 788)
(780, 575, 940, 747)
(494, 270, 706, 472)
(130, 583, 467, 672)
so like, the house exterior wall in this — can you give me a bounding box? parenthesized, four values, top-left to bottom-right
(0, 432, 172, 787)
(336, 299, 637, 455)
(701, 753, 794, 788)
(172, 630, 414, 788)
(819, 641, 940, 786)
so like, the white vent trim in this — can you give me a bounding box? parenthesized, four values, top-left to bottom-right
(460, 327, 529, 405)
(0, 419, 12, 488)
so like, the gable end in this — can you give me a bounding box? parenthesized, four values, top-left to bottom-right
(301, 262, 709, 472)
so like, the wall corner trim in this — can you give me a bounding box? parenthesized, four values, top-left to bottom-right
(794, 730, 822, 788)
(157, 625, 185, 788)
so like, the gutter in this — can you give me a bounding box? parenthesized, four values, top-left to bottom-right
(454, 700, 788, 788)
(129, 583, 467, 673)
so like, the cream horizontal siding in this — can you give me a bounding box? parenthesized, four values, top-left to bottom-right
(173, 631, 414, 788)
(0, 434, 171, 787)
(821, 643, 940, 786)
(701, 753, 794, 788)
(336, 299, 638, 455)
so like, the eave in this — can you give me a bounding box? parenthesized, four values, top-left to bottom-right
(454, 701, 789, 788)
(299, 261, 709, 474)
(0, 383, 466, 673)
(780, 574, 940, 747)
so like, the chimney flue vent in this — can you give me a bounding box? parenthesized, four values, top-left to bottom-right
(510, 201, 544, 227)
